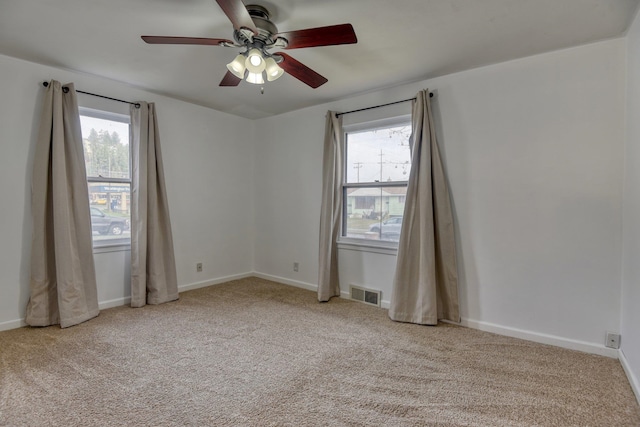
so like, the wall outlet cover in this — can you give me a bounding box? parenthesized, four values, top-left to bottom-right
(605, 332, 621, 349)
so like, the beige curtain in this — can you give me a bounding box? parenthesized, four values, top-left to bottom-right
(317, 111, 343, 301)
(26, 80, 99, 328)
(130, 102, 179, 307)
(389, 90, 460, 325)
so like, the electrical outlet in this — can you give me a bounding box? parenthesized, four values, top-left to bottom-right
(605, 332, 620, 349)
(196, 263, 203, 273)
(293, 262, 299, 272)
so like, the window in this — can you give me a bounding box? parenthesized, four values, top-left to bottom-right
(79, 108, 131, 248)
(342, 119, 411, 243)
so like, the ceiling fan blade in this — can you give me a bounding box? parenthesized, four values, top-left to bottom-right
(215, 0, 258, 34)
(219, 71, 242, 86)
(276, 52, 328, 89)
(141, 36, 234, 46)
(277, 24, 357, 50)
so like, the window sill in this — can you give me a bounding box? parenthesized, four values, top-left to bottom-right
(337, 238, 398, 256)
(93, 242, 131, 254)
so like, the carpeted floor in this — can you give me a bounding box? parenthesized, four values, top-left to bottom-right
(1, 277, 639, 426)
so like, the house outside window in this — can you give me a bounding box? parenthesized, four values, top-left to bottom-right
(79, 108, 131, 248)
(342, 119, 411, 243)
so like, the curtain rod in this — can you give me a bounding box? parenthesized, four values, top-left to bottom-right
(42, 81, 140, 108)
(335, 92, 433, 118)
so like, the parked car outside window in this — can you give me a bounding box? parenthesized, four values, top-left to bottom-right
(90, 207, 130, 236)
(369, 216, 403, 241)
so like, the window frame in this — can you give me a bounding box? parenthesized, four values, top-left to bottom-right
(338, 115, 412, 251)
(79, 107, 132, 251)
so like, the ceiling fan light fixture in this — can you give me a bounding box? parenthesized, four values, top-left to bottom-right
(245, 48, 266, 73)
(142, 1, 358, 89)
(246, 71, 265, 85)
(264, 57, 284, 81)
(226, 54, 246, 79)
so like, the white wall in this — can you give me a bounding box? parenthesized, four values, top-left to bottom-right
(621, 7, 640, 401)
(253, 38, 626, 355)
(0, 53, 254, 329)
(0, 36, 631, 363)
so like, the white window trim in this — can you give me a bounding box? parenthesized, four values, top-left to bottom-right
(79, 107, 129, 124)
(339, 114, 411, 254)
(93, 244, 132, 254)
(80, 107, 132, 252)
(342, 114, 411, 134)
(337, 238, 399, 256)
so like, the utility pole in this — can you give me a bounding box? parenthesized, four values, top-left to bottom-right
(353, 162, 363, 182)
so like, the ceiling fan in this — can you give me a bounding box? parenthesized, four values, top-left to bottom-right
(141, 0, 358, 89)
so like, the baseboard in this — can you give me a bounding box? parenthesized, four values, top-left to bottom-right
(101, 272, 255, 309)
(619, 348, 640, 405)
(193, 274, 621, 359)
(0, 272, 255, 333)
(0, 318, 27, 332)
(252, 272, 318, 293)
(452, 318, 619, 358)
(178, 272, 254, 293)
(99, 296, 131, 310)
(323, 285, 616, 358)
(0, 276, 623, 361)
(340, 293, 615, 357)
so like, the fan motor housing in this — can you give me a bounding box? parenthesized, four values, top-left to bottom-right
(246, 5, 278, 43)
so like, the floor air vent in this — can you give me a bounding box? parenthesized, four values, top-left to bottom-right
(349, 285, 381, 307)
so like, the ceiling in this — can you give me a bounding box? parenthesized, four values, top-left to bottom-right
(1, 0, 638, 119)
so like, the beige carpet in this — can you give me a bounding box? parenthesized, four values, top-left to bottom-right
(1, 277, 639, 426)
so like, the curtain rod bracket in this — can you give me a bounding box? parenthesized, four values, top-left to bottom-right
(42, 81, 141, 108)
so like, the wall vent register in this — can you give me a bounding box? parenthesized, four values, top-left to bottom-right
(349, 285, 381, 307)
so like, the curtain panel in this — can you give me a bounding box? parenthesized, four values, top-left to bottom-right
(130, 102, 179, 307)
(317, 111, 344, 301)
(389, 90, 460, 325)
(26, 80, 99, 328)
